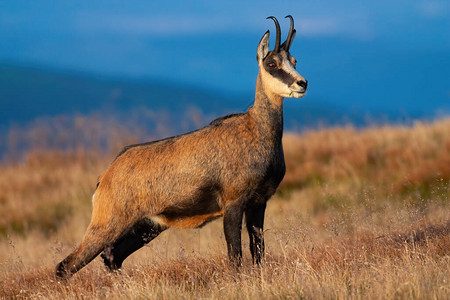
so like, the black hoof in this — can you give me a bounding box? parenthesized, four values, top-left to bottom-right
(55, 262, 70, 279)
(101, 251, 121, 271)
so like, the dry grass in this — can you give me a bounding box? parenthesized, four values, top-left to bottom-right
(282, 119, 450, 194)
(0, 118, 449, 299)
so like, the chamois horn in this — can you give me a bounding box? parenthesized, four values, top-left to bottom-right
(267, 16, 281, 53)
(283, 15, 295, 51)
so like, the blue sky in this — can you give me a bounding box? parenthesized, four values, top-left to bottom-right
(2, 1, 447, 37)
(0, 0, 449, 116)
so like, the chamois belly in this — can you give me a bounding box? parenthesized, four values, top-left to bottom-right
(151, 210, 224, 229)
(150, 183, 224, 229)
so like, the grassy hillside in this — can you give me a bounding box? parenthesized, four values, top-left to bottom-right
(0, 119, 449, 299)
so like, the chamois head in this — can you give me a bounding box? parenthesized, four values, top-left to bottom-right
(257, 15, 307, 99)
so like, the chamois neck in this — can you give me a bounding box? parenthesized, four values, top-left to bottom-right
(253, 72, 284, 109)
(248, 72, 284, 141)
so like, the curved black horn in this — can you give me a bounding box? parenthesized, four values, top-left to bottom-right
(267, 16, 281, 53)
(284, 15, 295, 51)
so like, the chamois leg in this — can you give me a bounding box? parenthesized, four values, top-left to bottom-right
(223, 203, 244, 265)
(55, 222, 128, 279)
(245, 202, 266, 264)
(101, 219, 165, 271)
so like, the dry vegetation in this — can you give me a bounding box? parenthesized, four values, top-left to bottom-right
(0, 118, 449, 299)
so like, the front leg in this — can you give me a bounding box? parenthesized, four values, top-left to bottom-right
(245, 202, 266, 264)
(223, 203, 244, 265)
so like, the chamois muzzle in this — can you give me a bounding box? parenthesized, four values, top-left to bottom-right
(298, 80, 308, 90)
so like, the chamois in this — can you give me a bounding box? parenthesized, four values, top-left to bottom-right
(56, 15, 308, 278)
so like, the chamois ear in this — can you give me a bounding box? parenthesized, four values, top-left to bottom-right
(257, 30, 270, 62)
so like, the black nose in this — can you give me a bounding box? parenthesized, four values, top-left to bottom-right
(297, 80, 308, 89)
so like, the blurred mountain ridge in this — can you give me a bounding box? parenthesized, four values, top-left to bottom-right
(1, 61, 449, 134)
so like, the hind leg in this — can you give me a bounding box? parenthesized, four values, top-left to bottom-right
(55, 222, 126, 278)
(55, 226, 102, 278)
(102, 218, 165, 271)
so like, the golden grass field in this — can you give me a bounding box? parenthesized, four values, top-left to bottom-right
(0, 118, 449, 299)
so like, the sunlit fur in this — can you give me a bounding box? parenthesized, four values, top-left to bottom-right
(55, 17, 307, 279)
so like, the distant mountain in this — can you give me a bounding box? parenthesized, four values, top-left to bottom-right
(0, 64, 356, 131)
(0, 64, 244, 128)
(0, 63, 446, 137)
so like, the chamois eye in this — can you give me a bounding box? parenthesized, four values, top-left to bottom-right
(267, 62, 276, 69)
